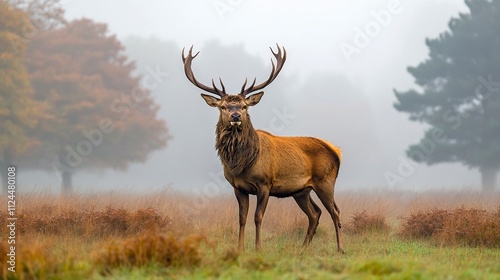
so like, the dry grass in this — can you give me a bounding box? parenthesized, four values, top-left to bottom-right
(11, 206, 170, 237)
(1, 235, 79, 279)
(345, 210, 390, 234)
(399, 208, 449, 238)
(400, 206, 500, 248)
(0, 241, 10, 277)
(94, 230, 207, 273)
(0, 189, 498, 279)
(437, 206, 500, 247)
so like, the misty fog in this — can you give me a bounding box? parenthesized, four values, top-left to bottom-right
(20, 0, 481, 193)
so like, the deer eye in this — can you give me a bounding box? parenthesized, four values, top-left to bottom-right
(242, 106, 248, 110)
(220, 106, 226, 111)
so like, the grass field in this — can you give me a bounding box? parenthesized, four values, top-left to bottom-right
(1, 190, 499, 279)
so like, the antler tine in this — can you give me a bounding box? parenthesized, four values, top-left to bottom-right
(272, 43, 286, 73)
(266, 59, 277, 84)
(181, 46, 198, 63)
(271, 43, 280, 56)
(239, 44, 287, 96)
(182, 45, 227, 97)
(211, 79, 219, 92)
(218, 77, 226, 94)
(240, 78, 248, 94)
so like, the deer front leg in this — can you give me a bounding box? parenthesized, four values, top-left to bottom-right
(255, 189, 270, 251)
(234, 188, 249, 251)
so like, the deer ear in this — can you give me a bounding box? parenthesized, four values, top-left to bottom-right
(201, 94, 220, 107)
(246, 92, 264, 106)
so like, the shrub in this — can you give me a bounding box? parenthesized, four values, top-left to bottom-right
(436, 206, 500, 247)
(0, 239, 82, 280)
(399, 208, 449, 238)
(95, 231, 207, 272)
(345, 210, 390, 234)
(0, 241, 9, 278)
(400, 206, 500, 248)
(17, 242, 61, 279)
(4, 206, 171, 238)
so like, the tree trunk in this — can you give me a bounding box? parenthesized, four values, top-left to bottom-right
(480, 167, 497, 192)
(61, 170, 73, 194)
(57, 151, 75, 194)
(0, 163, 6, 194)
(1, 149, 13, 194)
(0, 161, 5, 194)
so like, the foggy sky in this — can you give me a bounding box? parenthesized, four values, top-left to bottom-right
(23, 0, 481, 193)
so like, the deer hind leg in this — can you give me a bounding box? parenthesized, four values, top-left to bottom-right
(314, 184, 345, 254)
(334, 201, 341, 229)
(293, 189, 322, 246)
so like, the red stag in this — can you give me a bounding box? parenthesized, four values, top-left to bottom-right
(182, 44, 344, 253)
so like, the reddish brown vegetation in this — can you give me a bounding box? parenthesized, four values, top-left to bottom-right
(0, 242, 9, 276)
(95, 231, 207, 271)
(400, 206, 500, 248)
(399, 208, 450, 238)
(345, 211, 390, 234)
(0, 205, 171, 237)
(0, 191, 497, 279)
(1, 237, 77, 279)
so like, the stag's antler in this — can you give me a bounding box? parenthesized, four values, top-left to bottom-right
(182, 46, 227, 97)
(239, 44, 287, 97)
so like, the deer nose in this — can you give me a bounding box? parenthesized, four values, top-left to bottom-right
(231, 113, 241, 121)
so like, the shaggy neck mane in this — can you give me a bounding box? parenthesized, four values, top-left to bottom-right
(215, 117, 260, 175)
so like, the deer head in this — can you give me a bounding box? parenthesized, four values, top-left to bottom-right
(182, 44, 286, 129)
